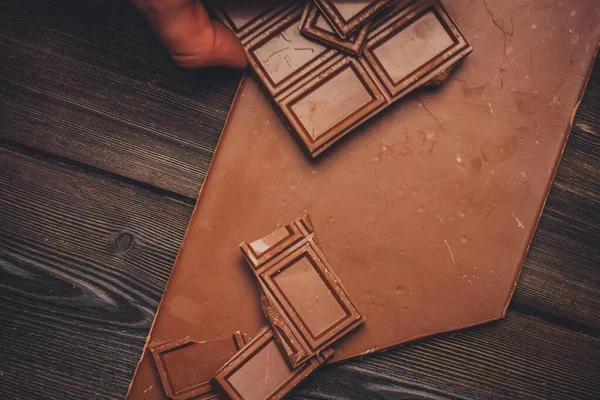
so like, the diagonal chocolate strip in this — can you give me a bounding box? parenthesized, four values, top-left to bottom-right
(212, 326, 334, 400)
(240, 212, 364, 369)
(299, 2, 372, 56)
(212, 0, 472, 158)
(149, 332, 250, 400)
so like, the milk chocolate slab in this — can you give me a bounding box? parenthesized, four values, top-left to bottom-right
(127, 2, 600, 397)
(150, 332, 250, 400)
(212, 327, 333, 400)
(216, 0, 471, 157)
(299, 3, 371, 56)
(240, 212, 364, 368)
(313, 0, 393, 38)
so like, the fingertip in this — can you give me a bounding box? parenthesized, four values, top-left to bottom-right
(210, 21, 248, 69)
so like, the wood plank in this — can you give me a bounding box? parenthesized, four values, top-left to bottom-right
(0, 0, 241, 199)
(0, 146, 192, 399)
(294, 312, 600, 400)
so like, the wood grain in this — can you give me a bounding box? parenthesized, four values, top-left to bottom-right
(0, 0, 241, 199)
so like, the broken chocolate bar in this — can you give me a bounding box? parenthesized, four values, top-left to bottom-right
(299, 2, 372, 56)
(212, 327, 333, 400)
(240, 212, 364, 369)
(313, 0, 394, 38)
(213, 0, 472, 157)
(150, 332, 250, 400)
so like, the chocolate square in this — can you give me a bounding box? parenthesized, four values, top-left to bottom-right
(313, 0, 394, 38)
(212, 327, 333, 400)
(149, 332, 249, 400)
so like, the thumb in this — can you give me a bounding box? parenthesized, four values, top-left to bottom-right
(133, 0, 247, 69)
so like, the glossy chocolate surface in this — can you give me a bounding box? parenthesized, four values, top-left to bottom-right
(299, 3, 371, 56)
(126, 1, 600, 398)
(212, 327, 333, 400)
(240, 212, 364, 368)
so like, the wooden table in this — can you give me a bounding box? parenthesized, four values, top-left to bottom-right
(1, 1, 598, 399)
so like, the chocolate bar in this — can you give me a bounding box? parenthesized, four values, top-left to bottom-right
(299, 2, 372, 56)
(313, 0, 393, 37)
(150, 332, 250, 400)
(240, 212, 364, 369)
(214, 0, 472, 157)
(212, 327, 333, 400)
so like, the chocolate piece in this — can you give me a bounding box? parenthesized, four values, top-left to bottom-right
(361, 1, 471, 98)
(313, 0, 394, 38)
(150, 332, 250, 400)
(214, 0, 472, 157)
(240, 212, 364, 368)
(212, 327, 333, 400)
(299, 3, 371, 56)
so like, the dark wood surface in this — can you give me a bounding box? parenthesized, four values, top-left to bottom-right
(0, 1, 598, 399)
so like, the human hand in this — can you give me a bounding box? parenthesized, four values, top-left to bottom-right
(132, 0, 247, 69)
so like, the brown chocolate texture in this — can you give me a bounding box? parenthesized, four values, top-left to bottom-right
(126, 1, 600, 399)
(240, 212, 364, 368)
(212, 327, 333, 400)
(299, 3, 372, 56)
(149, 332, 250, 400)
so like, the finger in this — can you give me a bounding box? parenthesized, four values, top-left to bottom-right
(133, 0, 247, 69)
(171, 20, 248, 69)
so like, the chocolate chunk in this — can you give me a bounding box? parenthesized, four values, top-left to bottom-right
(150, 332, 250, 400)
(212, 327, 333, 400)
(213, 0, 472, 157)
(299, 2, 372, 56)
(313, 0, 395, 38)
(240, 212, 364, 369)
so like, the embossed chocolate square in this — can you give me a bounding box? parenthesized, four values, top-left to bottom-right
(149, 332, 250, 400)
(240, 212, 364, 369)
(299, 2, 372, 56)
(313, 0, 394, 37)
(212, 327, 333, 400)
